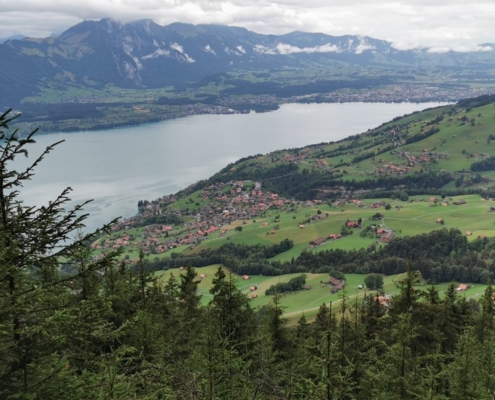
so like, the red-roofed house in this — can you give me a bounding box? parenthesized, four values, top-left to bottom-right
(457, 284, 469, 292)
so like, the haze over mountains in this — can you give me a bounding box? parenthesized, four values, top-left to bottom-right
(2, 18, 495, 105)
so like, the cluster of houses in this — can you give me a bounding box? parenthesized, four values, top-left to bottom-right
(393, 150, 448, 168)
(320, 277, 345, 294)
(374, 162, 411, 177)
(99, 180, 324, 257)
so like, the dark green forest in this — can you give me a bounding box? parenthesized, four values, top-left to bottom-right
(3, 110, 495, 399)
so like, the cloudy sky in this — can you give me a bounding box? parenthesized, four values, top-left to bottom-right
(1, 0, 495, 50)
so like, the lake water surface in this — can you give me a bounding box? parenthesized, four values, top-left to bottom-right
(14, 102, 446, 233)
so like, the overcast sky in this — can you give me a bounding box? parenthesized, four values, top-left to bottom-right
(1, 0, 495, 50)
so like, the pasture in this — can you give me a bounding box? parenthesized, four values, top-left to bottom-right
(154, 265, 488, 324)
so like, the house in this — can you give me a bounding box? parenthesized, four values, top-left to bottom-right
(251, 294, 258, 299)
(479, 234, 487, 239)
(310, 237, 326, 247)
(200, 274, 206, 279)
(347, 220, 359, 228)
(329, 234, 338, 239)
(466, 231, 472, 236)
(377, 228, 384, 234)
(179, 266, 184, 270)
(358, 285, 364, 289)
(453, 199, 466, 205)
(436, 218, 443, 224)
(382, 231, 395, 243)
(329, 277, 345, 293)
(303, 285, 312, 290)
(375, 295, 391, 306)
(249, 286, 256, 291)
(270, 230, 276, 234)
(299, 224, 305, 229)
(457, 284, 469, 292)
(429, 197, 437, 202)
(242, 275, 250, 280)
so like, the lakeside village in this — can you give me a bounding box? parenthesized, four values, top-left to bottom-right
(92, 178, 402, 257)
(92, 134, 489, 260)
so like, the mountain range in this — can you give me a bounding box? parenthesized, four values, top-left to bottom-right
(2, 18, 495, 105)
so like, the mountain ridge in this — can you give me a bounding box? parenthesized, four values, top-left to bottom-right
(2, 18, 495, 105)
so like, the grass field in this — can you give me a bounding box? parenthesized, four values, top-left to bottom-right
(154, 265, 487, 324)
(188, 193, 495, 261)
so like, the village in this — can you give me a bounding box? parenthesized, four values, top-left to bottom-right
(92, 178, 405, 262)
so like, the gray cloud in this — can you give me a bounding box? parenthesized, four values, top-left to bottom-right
(1, 0, 495, 49)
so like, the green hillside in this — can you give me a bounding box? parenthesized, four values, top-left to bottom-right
(95, 95, 495, 266)
(154, 265, 489, 323)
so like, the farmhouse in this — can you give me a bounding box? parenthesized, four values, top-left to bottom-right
(375, 295, 391, 306)
(347, 220, 359, 228)
(329, 277, 345, 293)
(436, 218, 443, 224)
(303, 285, 312, 290)
(310, 237, 326, 247)
(242, 275, 250, 280)
(453, 199, 466, 205)
(382, 231, 396, 243)
(457, 284, 469, 292)
(249, 286, 256, 291)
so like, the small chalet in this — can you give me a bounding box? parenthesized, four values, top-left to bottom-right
(436, 218, 443, 224)
(457, 284, 469, 292)
(251, 294, 258, 299)
(466, 231, 472, 236)
(453, 199, 466, 205)
(479, 234, 487, 239)
(179, 266, 184, 270)
(299, 224, 305, 229)
(329, 277, 344, 293)
(377, 228, 384, 234)
(242, 275, 250, 280)
(358, 285, 364, 289)
(429, 197, 437, 202)
(310, 237, 326, 247)
(347, 220, 359, 228)
(382, 231, 395, 243)
(249, 286, 257, 291)
(329, 233, 338, 240)
(375, 295, 391, 306)
(303, 285, 312, 290)
(200, 274, 206, 279)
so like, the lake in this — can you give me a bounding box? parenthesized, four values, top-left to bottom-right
(13, 102, 445, 233)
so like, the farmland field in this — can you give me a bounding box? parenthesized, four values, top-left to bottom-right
(154, 265, 487, 323)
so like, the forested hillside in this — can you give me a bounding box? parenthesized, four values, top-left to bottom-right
(4, 103, 495, 398)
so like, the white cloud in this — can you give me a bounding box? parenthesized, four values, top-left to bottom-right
(255, 42, 340, 55)
(236, 45, 246, 53)
(142, 48, 170, 59)
(427, 44, 492, 53)
(355, 43, 375, 54)
(170, 43, 184, 53)
(204, 44, 216, 54)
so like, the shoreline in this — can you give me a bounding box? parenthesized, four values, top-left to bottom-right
(15, 98, 451, 137)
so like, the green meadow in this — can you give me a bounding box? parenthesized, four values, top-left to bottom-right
(154, 265, 488, 324)
(188, 194, 495, 261)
